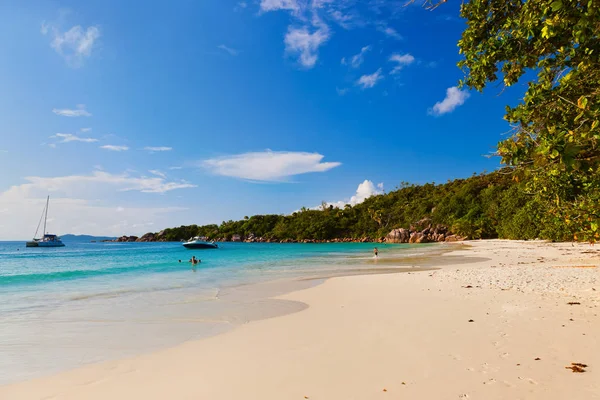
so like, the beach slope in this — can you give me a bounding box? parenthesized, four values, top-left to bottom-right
(2, 240, 599, 399)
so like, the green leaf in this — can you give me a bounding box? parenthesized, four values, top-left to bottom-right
(577, 96, 588, 109)
(551, 0, 562, 11)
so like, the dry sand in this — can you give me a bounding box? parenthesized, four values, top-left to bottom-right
(2, 240, 599, 399)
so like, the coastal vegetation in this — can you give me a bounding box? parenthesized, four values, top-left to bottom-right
(146, 172, 551, 242)
(455, 0, 600, 241)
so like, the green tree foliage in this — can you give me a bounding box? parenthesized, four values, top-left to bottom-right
(152, 173, 547, 242)
(456, 0, 600, 241)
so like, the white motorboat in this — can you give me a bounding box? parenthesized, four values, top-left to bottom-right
(182, 236, 218, 249)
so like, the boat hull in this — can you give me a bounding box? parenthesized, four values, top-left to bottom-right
(37, 241, 65, 247)
(26, 241, 65, 248)
(182, 242, 218, 249)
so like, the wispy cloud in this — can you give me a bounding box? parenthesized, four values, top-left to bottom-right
(284, 23, 330, 68)
(10, 171, 195, 195)
(218, 44, 239, 56)
(144, 146, 172, 152)
(336, 87, 349, 96)
(149, 170, 167, 179)
(80, 127, 92, 133)
(234, 1, 248, 11)
(356, 68, 384, 89)
(389, 53, 415, 74)
(329, 10, 352, 29)
(260, 0, 300, 12)
(202, 150, 341, 182)
(0, 171, 194, 238)
(377, 24, 402, 40)
(342, 45, 371, 68)
(52, 104, 91, 117)
(259, 0, 330, 69)
(100, 145, 129, 152)
(429, 86, 470, 116)
(51, 133, 98, 143)
(41, 22, 100, 67)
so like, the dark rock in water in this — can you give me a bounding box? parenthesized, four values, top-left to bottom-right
(115, 235, 139, 242)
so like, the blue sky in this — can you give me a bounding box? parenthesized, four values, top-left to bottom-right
(0, 0, 524, 239)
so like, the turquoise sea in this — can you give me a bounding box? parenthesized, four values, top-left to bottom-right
(0, 239, 434, 384)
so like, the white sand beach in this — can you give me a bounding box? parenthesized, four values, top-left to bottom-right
(2, 240, 599, 399)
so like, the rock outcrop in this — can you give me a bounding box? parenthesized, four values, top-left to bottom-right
(386, 228, 411, 243)
(115, 235, 138, 242)
(136, 232, 156, 242)
(386, 222, 463, 244)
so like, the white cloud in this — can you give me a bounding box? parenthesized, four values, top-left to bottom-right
(314, 180, 384, 209)
(260, 0, 300, 12)
(51, 133, 98, 143)
(344, 45, 371, 68)
(202, 150, 341, 182)
(4, 171, 196, 197)
(377, 25, 402, 40)
(284, 24, 330, 68)
(42, 23, 100, 67)
(336, 87, 349, 96)
(429, 86, 470, 116)
(218, 44, 239, 56)
(100, 145, 129, 152)
(144, 146, 173, 152)
(169, 166, 183, 170)
(356, 68, 383, 89)
(389, 53, 415, 74)
(329, 10, 355, 29)
(80, 127, 92, 132)
(0, 197, 187, 240)
(0, 171, 197, 239)
(234, 1, 248, 11)
(149, 170, 167, 179)
(52, 104, 91, 117)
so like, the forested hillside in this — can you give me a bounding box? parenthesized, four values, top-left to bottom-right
(151, 172, 562, 242)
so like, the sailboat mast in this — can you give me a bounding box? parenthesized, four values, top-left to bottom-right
(43, 195, 49, 236)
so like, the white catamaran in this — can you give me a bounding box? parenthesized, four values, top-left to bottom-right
(26, 196, 65, 248)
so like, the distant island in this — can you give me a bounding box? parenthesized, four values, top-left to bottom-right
(115, 171, 577, 244)
(61, 234, 118, 242)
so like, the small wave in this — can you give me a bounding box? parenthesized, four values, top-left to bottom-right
(0, 263, 175, 286)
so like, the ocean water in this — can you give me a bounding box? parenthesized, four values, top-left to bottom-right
(0, 239, 434, 384)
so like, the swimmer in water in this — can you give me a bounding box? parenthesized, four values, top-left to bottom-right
(189, 256, 200, 265)
(374, 247, 379, 258)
